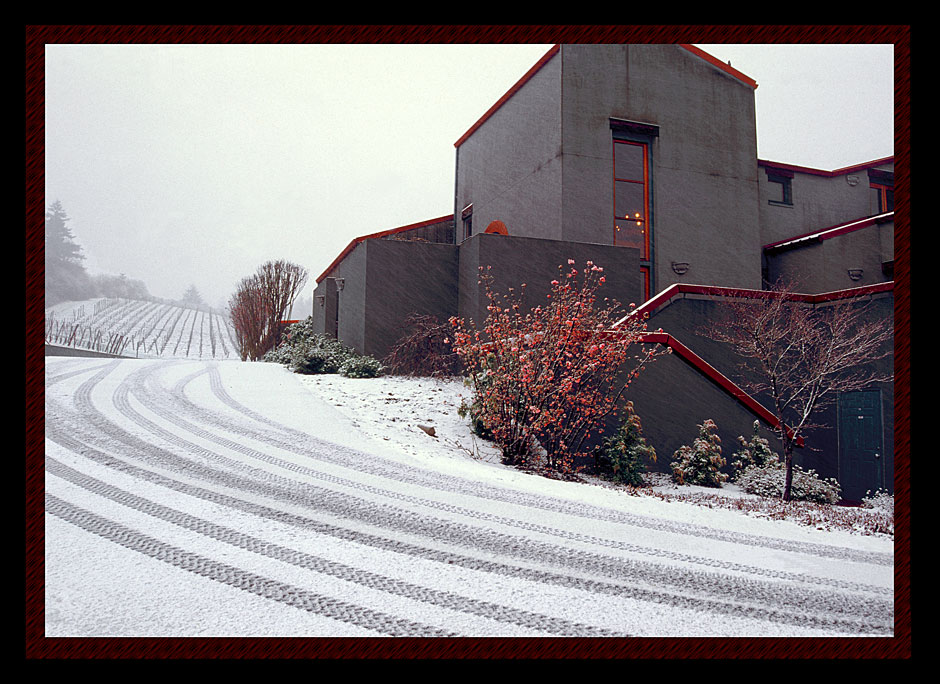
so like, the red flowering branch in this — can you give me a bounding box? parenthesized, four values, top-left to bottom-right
(450, 261, 664, 475)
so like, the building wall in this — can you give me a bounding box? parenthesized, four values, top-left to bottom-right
(558, 44, 763, 293)
(766, 224, 893, 293)
(454, 50, 563, 242)
(336, 244, 368, 353)
(758, 161, 894, 247)
(623, 349, 776, 477)
(362, 239, 459, 360)
(312, 277, 339, 338)
(455, 44, 764, 304)
(379, 218, 455, 245)
(456, 232, 641, 330)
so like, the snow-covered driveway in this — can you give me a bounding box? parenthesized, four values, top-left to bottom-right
(43, 357, 894, 637)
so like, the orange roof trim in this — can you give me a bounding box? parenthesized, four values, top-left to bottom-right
(455, 44, 758, 149)
(677, 45, 758, 90)
(454, 45, 560, 148)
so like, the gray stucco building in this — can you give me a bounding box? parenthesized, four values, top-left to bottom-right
(312, 44, 895, 501)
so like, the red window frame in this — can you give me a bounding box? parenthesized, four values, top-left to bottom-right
(870, 182, 894, 214)
(613, 139, 651, 301)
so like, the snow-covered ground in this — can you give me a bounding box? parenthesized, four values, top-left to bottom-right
(43, 357, 894, 638)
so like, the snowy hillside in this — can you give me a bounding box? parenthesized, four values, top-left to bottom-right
(45, 297, 240, 360)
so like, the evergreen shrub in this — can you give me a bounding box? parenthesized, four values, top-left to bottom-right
(861, 488, 894, 514)
(670, 419, 728, 487)
(339, 355, 384, 378)
(263, 316, 372, 376)
(730, 420, 780, 480)
(596, 401, 656, 486)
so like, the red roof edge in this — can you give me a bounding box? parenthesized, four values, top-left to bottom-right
(614, 281, 895, 325)
(759, 156, 895, 178)
(454, 45, 560, 149)
(678, 44, 758, 89)
(763, 212, 894, 252)
(316, 214, 453, 284)
(454, 44, 759, 150)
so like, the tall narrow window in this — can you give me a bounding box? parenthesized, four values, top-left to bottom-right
(613, 139, 650, 299)
(611, 118, 658, 302)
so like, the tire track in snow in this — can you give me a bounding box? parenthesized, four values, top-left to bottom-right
(46, 456, 622, 637)
(151, 363, 893, 601)
(117, 364, 893, 613)
(149, 361, 893, 591)
(45, 361, 893, 635)
(44, 413, 892, 636)
(45, 493, 458, 637)
(202, 362, 893, 568)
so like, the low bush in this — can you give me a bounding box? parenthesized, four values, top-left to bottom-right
(596, 401, 656, 486)
(670, 419, 728, 487)
(263, 317, 321, 364)
(288, 337, 358, 375)
(730, 420, 780, 480)
(339, 355, 383, 378)
(264, 316, 379, 377)
(861, 488, 894, 514)
(383, 314, 463, 377)
(735, 463, 842, 504)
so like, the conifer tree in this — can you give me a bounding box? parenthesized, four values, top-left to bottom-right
(44, 200, 94, 304)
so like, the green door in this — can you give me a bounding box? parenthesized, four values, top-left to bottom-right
(838, 390, 884, 501)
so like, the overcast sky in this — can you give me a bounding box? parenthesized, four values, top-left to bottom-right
(43, 42, 895, 309)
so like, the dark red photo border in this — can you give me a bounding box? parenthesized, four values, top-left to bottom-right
(25, 24, 911, 661)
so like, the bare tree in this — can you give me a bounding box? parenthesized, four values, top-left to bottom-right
(256, 259, 308, 351)
(228, 274, 267, 361)
(702, 281, 893, 501)
(228, 260, 308, 361)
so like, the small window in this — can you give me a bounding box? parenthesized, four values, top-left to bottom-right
(767, 173, 792, 206)
(868, 169, 894, 215)
(460, 204, 473, 241)
(870, 183, 894, 214)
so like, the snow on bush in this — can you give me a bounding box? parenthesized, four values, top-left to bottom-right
(670, 419, 728, 487)
(862, 488, 894, 515)
(735, 462, 842, 504)
(339, 355, 384, 378)
(730, 420, 780, 480)
(264, 317, 382, 377)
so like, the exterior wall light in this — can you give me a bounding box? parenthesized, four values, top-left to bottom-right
(335, 278, 345, 291)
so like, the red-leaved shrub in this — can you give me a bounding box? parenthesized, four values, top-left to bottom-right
(449, 261, 662, 475)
